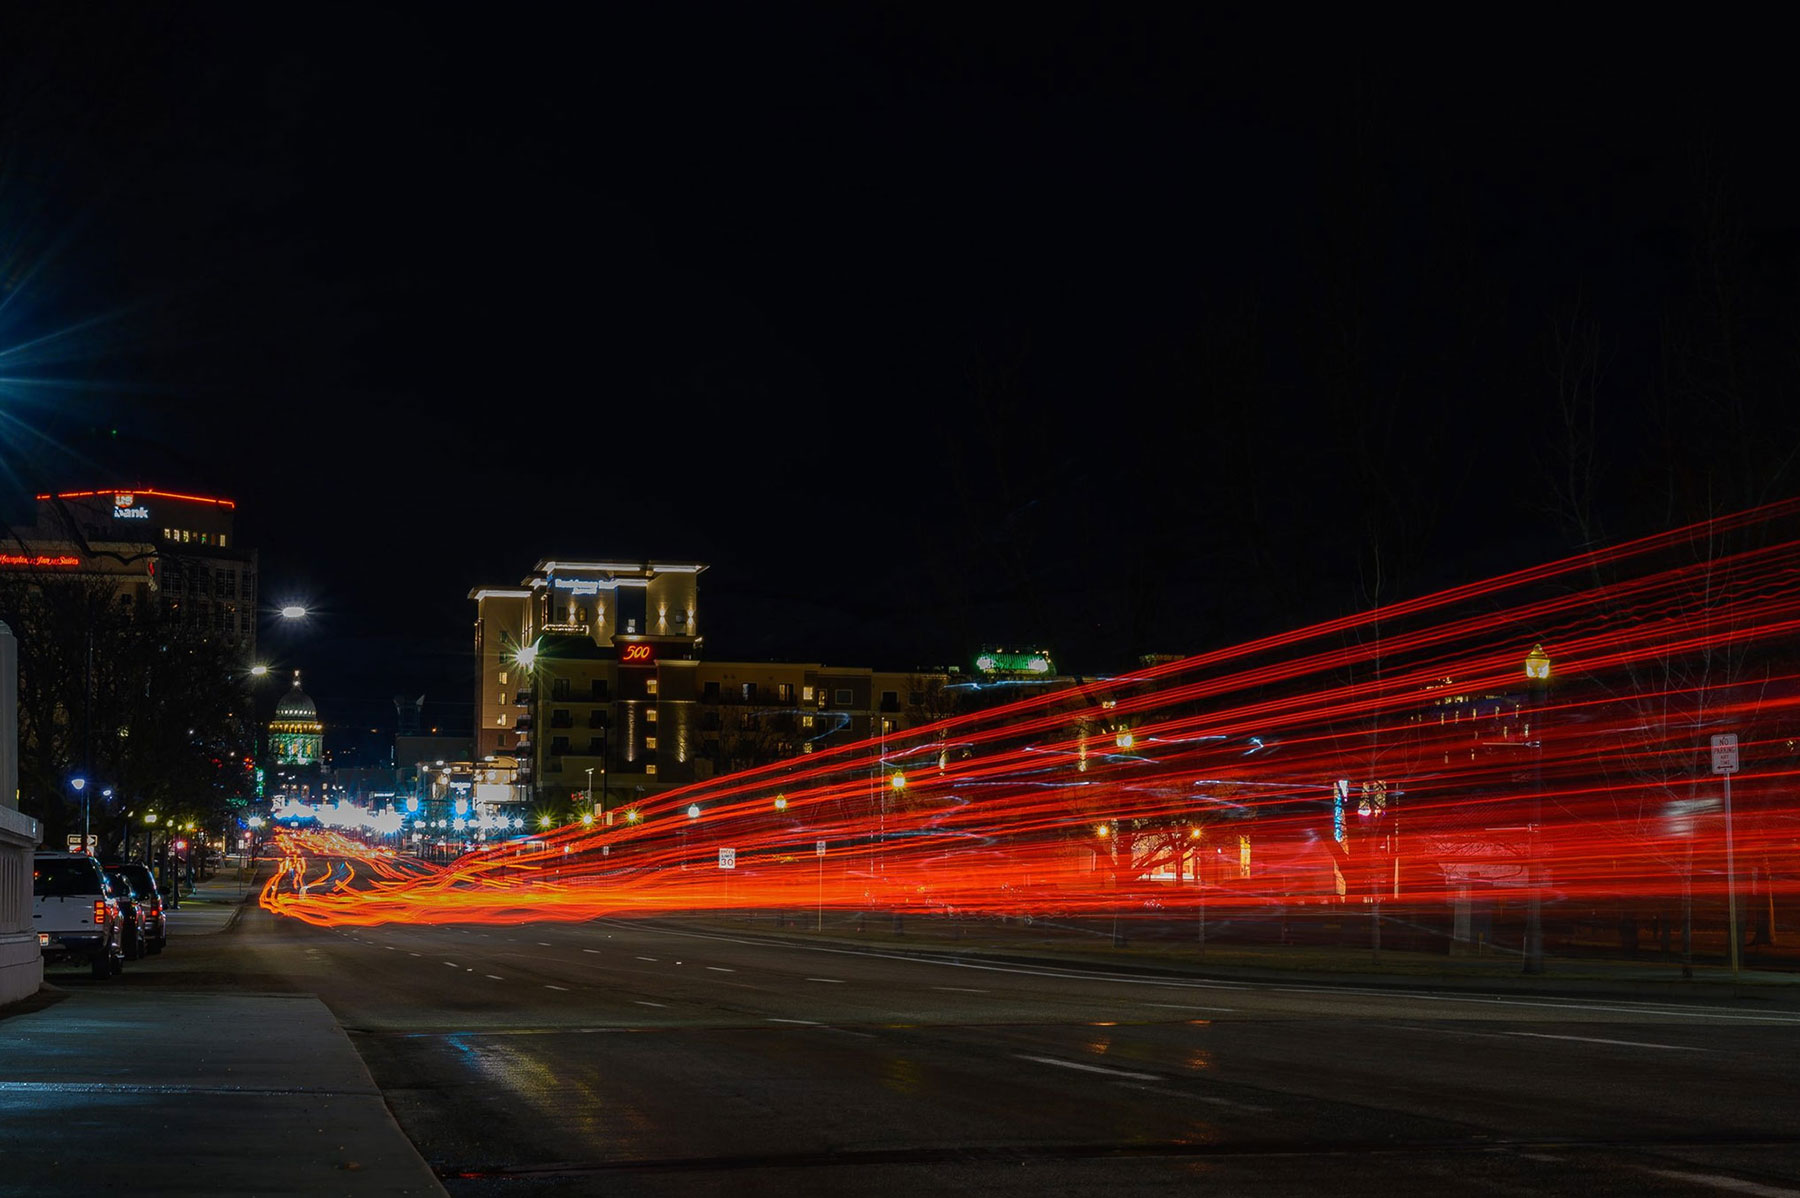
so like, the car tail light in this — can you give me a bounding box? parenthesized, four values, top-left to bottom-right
(94, 900, 106, 925)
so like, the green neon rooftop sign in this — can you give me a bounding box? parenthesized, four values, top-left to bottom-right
(974, 649, 1054, 676)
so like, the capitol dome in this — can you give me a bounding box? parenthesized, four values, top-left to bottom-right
(275, 679, 318, 722)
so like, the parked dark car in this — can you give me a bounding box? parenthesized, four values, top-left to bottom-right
(104, 867, 152, 960)
(105, 861, 167, 954)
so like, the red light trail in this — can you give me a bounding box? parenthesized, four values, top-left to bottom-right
(263, 503, 1800, 956)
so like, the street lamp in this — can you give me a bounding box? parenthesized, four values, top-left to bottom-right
(70, 776, 88, 853)
(1523, 643, 1551, 975)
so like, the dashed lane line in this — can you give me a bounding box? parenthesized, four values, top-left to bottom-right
(1016, 1054, 1160, 1082)
(1505, 1031, 1704, 1052)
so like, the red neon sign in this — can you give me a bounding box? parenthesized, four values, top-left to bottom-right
(0, 553, 81, 568)
(620, 643, 656, 665)
(36, 488, 236, 509)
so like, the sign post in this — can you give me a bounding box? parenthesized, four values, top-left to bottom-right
(1711, 733, 1741, 977)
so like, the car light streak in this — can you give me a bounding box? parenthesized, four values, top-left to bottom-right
(259, 503, 1800, 947)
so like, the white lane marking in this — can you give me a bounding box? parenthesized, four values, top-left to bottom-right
(1119, 1083, 1270, 1112)
(636, 956, 659, 962)
(610, 922, 1800, 1024)
(634, 1000, 666, 1008)
(1641, 1170, 1800, 1197)
(933, 986, 989, 994)
(706, 966, 735, 973)
(583, 949, 602, 955)
(1016, 1054, 1160, 1082)
(384, 946, 396, 951)
(1143, 1002, 1237, 1012)
(807, 977, 844, 984)
(1505, 1031, 1704, 1052)
(444, 961, 459, 968)
(486, 975, 505, 981)
(409, 953, 421, 957)
(768, 1018, 820, 1025)
(538, 941, 552, 946)
(545, 985, 570, 992)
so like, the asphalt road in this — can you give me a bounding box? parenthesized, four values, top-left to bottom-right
(178, 855, 1800, 1198)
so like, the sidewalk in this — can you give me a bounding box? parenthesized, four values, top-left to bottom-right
(0, 866, 445, 1197)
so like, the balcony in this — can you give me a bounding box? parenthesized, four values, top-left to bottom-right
(514, 690, 533, 707)
(587, 712, 609, 729)
(513, 712, 533, 731)
(550, 713, 574, 729)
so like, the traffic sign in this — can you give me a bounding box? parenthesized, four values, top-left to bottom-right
(718, 846, 736, 870)
(1711, 732, 1740, 775)
(65, 834, 98, 854)
(816, 839, 826, 857)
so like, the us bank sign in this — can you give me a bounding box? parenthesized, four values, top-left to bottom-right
(112, 493, 150, 520)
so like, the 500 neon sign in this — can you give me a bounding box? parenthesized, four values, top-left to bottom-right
(620, 643, 656, 665)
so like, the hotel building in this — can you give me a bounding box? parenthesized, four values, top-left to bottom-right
(471, 559, 952, 811)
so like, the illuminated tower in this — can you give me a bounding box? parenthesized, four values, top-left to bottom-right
(269, 672, 324, 765)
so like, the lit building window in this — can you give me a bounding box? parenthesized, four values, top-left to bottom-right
(499, 671, 508, 686)
(802, 715, 814, 728)
(218, 535, 226, 547)
(645, 736, 657, 750)
(646, 679, 659, 696)
(496, 715, 506, 726)
(802, 686, 814, 702)
(645, 763, 657, 775)
(646, 708, 657, 723)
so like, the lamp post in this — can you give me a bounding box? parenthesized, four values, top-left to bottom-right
(71, 776, 88, 853)
(1523, 643, 1551, 976)
(585, 767, 595, 821)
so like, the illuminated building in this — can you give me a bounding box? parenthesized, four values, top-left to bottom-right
(269, 673, 324, 765)
(471, 559, 953, 809)
(7, 488, 258, 649)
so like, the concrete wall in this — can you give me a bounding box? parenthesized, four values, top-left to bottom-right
(0, 620, 45, 1005)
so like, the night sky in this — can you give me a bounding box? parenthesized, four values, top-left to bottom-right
(4, 10, 1798, 754)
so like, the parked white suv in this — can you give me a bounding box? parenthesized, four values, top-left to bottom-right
(32, 852, 125, 979)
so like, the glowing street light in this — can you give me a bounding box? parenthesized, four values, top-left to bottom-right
(250, 664, 270, 678)
(687, 804, 701, 819)
(773, 794, 788, 812)
(1524, 643, 1552, 682)
(889, 772, 907, 792)
(279, 604, 308, 620)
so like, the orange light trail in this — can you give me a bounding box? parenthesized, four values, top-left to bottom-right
(262, 503, 1800, 955)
